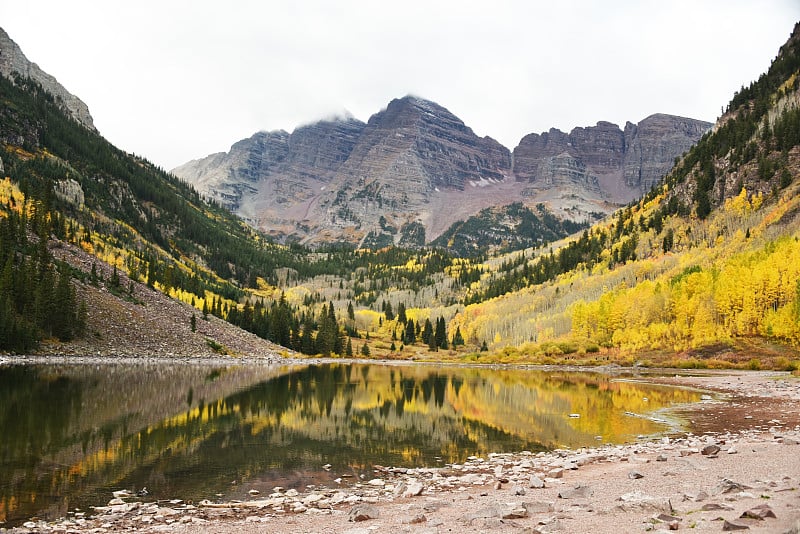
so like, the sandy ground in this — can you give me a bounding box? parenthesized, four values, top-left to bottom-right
(10, 370, 800, 534)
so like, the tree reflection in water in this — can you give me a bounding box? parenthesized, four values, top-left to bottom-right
(0, 363, 700, 526)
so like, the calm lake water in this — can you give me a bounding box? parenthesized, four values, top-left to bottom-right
(0, 361, 701, 525)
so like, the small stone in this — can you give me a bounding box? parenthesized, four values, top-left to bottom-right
(367, 478, 384, 487)
(402, 482, 424, 497)
(722, 519, 750, 531)
(248, 489, 260, 496)
(285, 489, 299, 497)
(741, 503, 776, 520)
(628, 470, 644, 479)
(493, 481, 502, 490)
(502, 506, 528, 519)
(558, 484, 593, 499)
(656, 454, 668, 462)
(702, 444, 721, 456)
(547, 468, 564, 479)
(523, 501, 554, 514)
(512, 485, 526, 496)
(529, 475, 545, 489)
(349, 504, 380, 522)
(656, 513, 682, 524)
(701, 502, 734, 511)
(402, 514, 427, 524)
(716, 479, 750, 494)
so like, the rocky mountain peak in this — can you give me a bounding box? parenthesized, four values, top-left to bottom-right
(0, 27, 95, 130)
(173, 96, 710, 247)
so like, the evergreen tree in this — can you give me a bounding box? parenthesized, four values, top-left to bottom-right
(452, 326, 464, 347)
(383, 301, 394, 321)
(422, 318, 433, 344)
(361, 343, 370, 356)
(435, 317, 448, 349)
(397, 302, 407, 324)
(190, 313, 197, 332)
(404, 318, 416, 344)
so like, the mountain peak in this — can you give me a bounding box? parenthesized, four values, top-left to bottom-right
(0, 27, 95, 130)
(173, 95, 710, 246)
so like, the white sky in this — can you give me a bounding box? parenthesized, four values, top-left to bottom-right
(2, 1, 798, 170)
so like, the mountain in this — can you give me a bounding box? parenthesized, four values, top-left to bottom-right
(3, 19, 797, 367)
(448, 22, 800, 359)
(0, 27, 94, 130)
(173, 98, 710, 248)
(513, 114, 712, 208)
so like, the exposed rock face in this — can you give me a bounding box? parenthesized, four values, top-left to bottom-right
(173, 96, 710, 247)
(622, 114, 711, 191)
(173, 130, 291, 210)
(54, 178, 85, 207)
(0, 27, 95, 130)
(306, 96, 512, 246)
(512, 114, 712, 207)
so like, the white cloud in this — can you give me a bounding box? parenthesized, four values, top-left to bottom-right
(1, 0, 797, 169)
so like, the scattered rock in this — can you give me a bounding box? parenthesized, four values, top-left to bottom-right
(715, 478, 751, 494)
(702, 444, 721, 456)
(558, 484, 593, 499)
(547, 468, 564, 479)
(349, 504, 380, 522)
(722, 519, 751, 530)
(741, 503, 776, 520)
(402, 482, 424, 497)
(502, 506, 528, 519)
(402, 513, 427, 524)
(523, 501, 555, 514)
(529, 475, 546, 489)
(628, 470, 644, 479)
(701, 502, 736, 512)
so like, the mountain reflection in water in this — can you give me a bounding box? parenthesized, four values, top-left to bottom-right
(0, 362, 700, 526)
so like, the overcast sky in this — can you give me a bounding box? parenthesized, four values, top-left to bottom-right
(2, 1, 798, 170)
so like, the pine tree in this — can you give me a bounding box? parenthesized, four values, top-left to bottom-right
(361, 343, 370, 356)
(422, 318, 433, 344)
(397, 302, 407, 324)
(404, 318, 416, 344)
(435, 317, 448, 349)
(190, 313, 197, 332)
(452, 326, 464, 347)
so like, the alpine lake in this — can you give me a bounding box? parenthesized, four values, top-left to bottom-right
(0, 361, 704, 526)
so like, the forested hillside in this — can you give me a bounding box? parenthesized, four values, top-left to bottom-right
(1, 23, 799, 369)
(446, 22, 800, 366)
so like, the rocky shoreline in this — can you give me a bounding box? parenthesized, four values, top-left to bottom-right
(2, 370, 798, 533)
